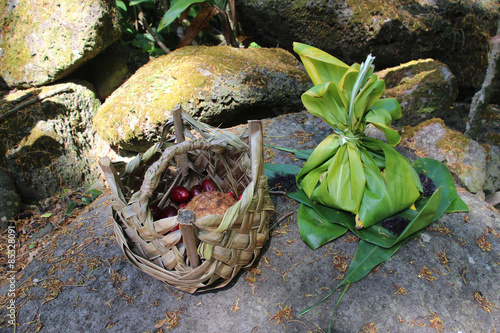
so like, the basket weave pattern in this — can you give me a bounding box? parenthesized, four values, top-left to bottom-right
(100, 114, 274, 293)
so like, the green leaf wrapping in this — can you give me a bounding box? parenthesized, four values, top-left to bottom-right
(412, 158, 469, 214)
(289, 185, 442, 249)
(297, 137, 422, 229)
(313, 142, 366, 214)
(298, 204, 348, 250)
(301, 83, 348, 129)
(356, 138, 422, 229)
(293, 43, 426, 229)
(291, 42, 469, 323)
(293, 42, 351, 86)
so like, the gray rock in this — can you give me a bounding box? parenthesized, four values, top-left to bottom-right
(90, 53, 129, 100)
(406, 119, 487, 193)
(235, 0, 499, 97)
(0, 169, 22, 229)
(484, 145, 500, 195)
(0, 0, 121, 88)
(474, 104, 500, 147)
(1, 82, 102, 203)
(94, 45, 312, 152)
(377, 59, 458, 127)
(3, 111, 498, 333)
(486, 191, 500, 206)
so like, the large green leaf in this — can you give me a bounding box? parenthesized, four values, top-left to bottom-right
(290, 187, 441, 249)
(264, 144, 313, 160)
(370, 98, 402, 121)
(264, 163, 302, 178)
(338, 66, 361, 105)
(412, 158, 469, 214)
(291, 158, 463, 249)
(297, 134, 340, 181)
(311, 143, 365, 214)
(356, 139, 421, 229)
(158, 0, 205, 32)
(301, 82, 349, 129)
(293, 42, 351, 85)
(337, 237, 409, 288)
(298, 204, 348, 250)
(360, 188, 441, 248)
(288, 190, 357, 231)
(363, 110, 401, 145)
(352, 75, 385, 126)
(300, 156, 334, 197)
(129, 0, 154, 5)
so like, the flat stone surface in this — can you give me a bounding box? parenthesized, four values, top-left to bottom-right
(1, 112, 499, 333)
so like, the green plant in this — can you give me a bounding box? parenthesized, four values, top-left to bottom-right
(116, 0, 239, 57)
(159, 0, 238, 47)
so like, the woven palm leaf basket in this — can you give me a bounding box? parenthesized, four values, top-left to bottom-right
(99, 108, 274, 293)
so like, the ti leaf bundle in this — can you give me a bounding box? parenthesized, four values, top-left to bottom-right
(294, 42, 422, 229)
(264, 42, 469, 332)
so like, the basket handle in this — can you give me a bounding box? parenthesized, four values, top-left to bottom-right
(248, 120, 264, 183)
(139, 139, 228, 206)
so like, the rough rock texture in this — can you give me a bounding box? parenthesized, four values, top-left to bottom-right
(0, 169, 22, 228)
(0, 82, 102, 203)
(404, 119, 487, 194)
(90, 53, 128, 100)
(484, 145, 500, 195)
(235, 0, 499, 95)
(1, 111, 498, 333)
(475, 104, 500, 146)
(0, 0, 121, 88)
(439, 103, 500, 147)
(94, 46, 312, 152)
(377, 59, 458, 127)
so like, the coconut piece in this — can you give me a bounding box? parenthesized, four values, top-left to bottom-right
(185, 191, 237, 218)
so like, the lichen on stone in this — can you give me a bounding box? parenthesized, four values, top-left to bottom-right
(377, 59, 458, 127)
(94, 45, 311, 151)
(0, 0, 121, 88)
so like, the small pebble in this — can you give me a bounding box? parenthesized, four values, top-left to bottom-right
(420, 233, 431, 243)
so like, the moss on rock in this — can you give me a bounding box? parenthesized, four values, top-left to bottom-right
(377, 59, 458, 127)
(94, 46, 311, 151)
(0, 82, 102, 202)
(0, 0, 121, 88)
(236, 0, 498, 93)
(403, 118, 486, 193)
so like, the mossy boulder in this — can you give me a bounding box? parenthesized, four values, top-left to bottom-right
(402, 119, 487, 194)
(236, 0, 499, 95)
(377, 59, 458, 127)
(0, 0, 121, 88)
(484, 145, 500, 196)
(94, 46, 311, 151)
(0, 82, 102, 202)
(473, 104, 500, 147)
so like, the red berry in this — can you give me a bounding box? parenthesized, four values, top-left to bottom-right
(202, 179, 218, 192)
(160, 205, 178, 218)
(170, 186, 190, 203)
(189, 185, 203, 198)
(238, 193, 243, 200)
(227, 192, 235, 199)
(178, 203, 187, 210)
(150, 205, 162, 220)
